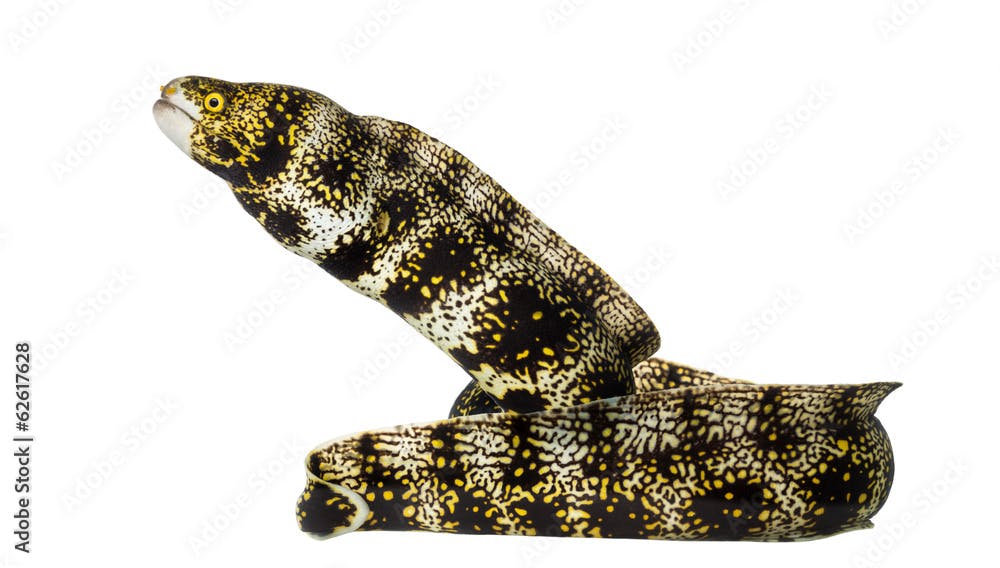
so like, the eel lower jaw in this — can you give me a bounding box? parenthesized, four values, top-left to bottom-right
(152, 98, 195, 157)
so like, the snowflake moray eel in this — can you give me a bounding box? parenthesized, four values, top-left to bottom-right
(153, 76, 898, 541)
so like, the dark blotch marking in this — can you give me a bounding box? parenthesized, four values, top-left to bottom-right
(386, 147, 410, 170)
(319, 233, 378, 283)
(693, 475, 770, 540)
(232, 193, 308, 246)
(250, 141, 293, 182)
(806, 422, 879, 534)
(448, 380, 502, 417)
(321, 156, 363, 197)
(296, 481, 358, 536)
(494, 388, 550, 414)
(450, 276, 632, 412)
(200, 135, 248, 185)
(382, 231, 481, 317)
(262, 203, 308, 245)
(248, 96, 306, 182)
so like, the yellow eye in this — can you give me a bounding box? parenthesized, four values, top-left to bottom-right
(203, 92, 225, 113)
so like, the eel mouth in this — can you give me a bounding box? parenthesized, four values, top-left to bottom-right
(152, 97, 196, 156)
(152, 77, 204, 157)
(154, 97, 195, 121)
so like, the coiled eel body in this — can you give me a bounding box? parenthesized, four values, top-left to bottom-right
(300, 381, 896, 540)
(152, 76, 898, 542)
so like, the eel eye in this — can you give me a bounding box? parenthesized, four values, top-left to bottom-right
(203, 92, 226, 113)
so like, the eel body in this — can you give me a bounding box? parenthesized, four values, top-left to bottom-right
(300, 382, 898, 540)
(450, 357, 753, 417)
(153, 76, 658, 414)
(152, 76, 898, 542)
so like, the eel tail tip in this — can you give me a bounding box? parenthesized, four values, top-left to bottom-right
(846, 381, 901, 421)
(296, 477, 369, 540)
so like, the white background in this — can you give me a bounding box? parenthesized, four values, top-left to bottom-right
(1, 1, 996, 566)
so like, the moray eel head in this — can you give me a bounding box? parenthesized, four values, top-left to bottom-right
(153, 76, 335, 184)
(152, 76, 375, 262)
(297, 478, 369, 539)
